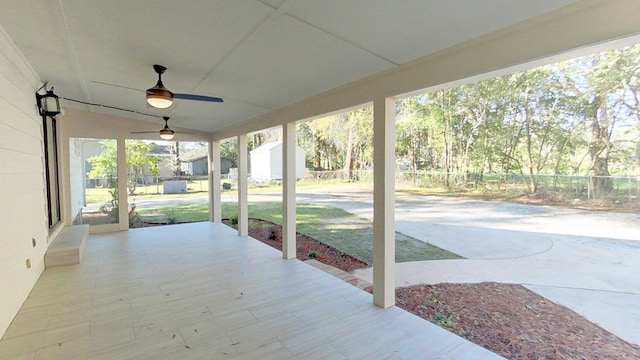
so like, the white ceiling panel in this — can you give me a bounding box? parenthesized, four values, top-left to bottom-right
(62, 1, 272, 83)
(285, 0, 579, 65)
(209, 14, 394, 109)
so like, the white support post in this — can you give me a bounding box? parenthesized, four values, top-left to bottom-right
(282, 122, 297, 259)
(209, 139, 221, 223)
(237, 134, 248, 236)
(372, 98, 396, 308)
(117, 138, 129, 230)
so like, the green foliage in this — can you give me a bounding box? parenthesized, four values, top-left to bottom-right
(307, 250, 319, 259)
(98, 174, 119, 222)
(267, 226, 279, 240)
(231, 212, 239, 225)
(432, 311, 460, 329)
(165, 210, 177, 225)
(128, 202, 140, 227)
(87, 140, 161, 196)
(297, 107, 373, 172)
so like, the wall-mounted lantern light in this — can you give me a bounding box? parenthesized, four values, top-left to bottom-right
(36, 86, 61, 117)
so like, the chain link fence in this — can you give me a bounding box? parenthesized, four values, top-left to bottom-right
(402, 171, 638, 199)
(86, 175, 210, 195)
(87, 171, 639, 201)
(305, 170, 639, 202)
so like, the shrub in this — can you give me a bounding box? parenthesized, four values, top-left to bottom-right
(432, 311, 460, 329)
(268, 226, 280, 240)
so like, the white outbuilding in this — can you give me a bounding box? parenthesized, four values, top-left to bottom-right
(250, 141, 306, 180)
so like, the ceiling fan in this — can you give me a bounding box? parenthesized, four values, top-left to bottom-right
(146, 64, 223, 108)
(131, 116, 176, 140)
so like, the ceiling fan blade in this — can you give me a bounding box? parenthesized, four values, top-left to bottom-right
(130, 131, 158, 134)
(174, 93, 223, 103)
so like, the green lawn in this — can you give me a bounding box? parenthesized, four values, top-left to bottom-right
(87, 179, 368, 204)
(86, 179, 210, 203)
(135, 201, 462, 263)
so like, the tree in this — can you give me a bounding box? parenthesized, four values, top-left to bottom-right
(297, 108, 373, 176)
(396, 97, 434, 171)
(561, 44, 640, 197)
(88, 140, 161, 196)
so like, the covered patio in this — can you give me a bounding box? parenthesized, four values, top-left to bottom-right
(2, 0, 640, 358)
(0, 222, 500, 359)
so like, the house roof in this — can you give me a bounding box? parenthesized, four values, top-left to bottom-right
(182, 155, 208, 163)
(148, 145, 171, 156)
(251, 141, 283, 154)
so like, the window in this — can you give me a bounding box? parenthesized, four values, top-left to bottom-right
(43, 116, 61, 228)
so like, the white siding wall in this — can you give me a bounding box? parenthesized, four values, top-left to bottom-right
(295, 146, 306, 179)
(0, 28, 48, 337)
(267, 143, 307, 179)
(269, 145, 282, 180)
(250, 149, 271, 180)
(250, 142, 306, 180)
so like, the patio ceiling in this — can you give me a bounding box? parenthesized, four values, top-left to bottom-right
(0, 0, 579, 133)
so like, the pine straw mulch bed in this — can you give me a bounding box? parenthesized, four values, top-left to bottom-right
(226, 218, 640, 359)
(223, 218, 368, 272)
(396, 283, 640, 360)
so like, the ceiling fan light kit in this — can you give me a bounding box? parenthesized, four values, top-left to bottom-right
(159, 126, 175, 140)
(146, 65, 174, 108)
(146, 86, 174, 108)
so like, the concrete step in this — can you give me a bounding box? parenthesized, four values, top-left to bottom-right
(44, 225, 89, 267)
(305, 259, 372, 291)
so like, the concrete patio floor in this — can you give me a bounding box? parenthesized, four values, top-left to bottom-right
(0, 222, 503, 359)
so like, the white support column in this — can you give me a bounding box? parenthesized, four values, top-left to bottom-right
(209, 139, 221, 223)
(117, 138, 129, 231)
(372, 97, 396, 308)
(237, 134, 248, 236)
(282, 122, 297, 259)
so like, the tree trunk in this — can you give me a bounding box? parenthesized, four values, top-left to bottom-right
(343, 126, 354, 180)
(523, 106, 537, 193)
(587, 96, 613, 198)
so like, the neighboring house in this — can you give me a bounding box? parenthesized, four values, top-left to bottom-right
(250, 141, 306, 180)
(181, 156, 236, 176)
(148, 144, 177, 180)
(220, 157, 236, 175)
(80, 139, 116, 189)
(181, 156, 208, 176)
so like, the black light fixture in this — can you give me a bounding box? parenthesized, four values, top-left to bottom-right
(36, 85, 61, 117)
(146, 65, 174, 108)
(158, 117, 175, 140)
